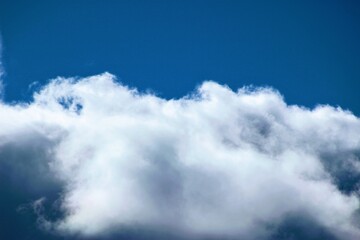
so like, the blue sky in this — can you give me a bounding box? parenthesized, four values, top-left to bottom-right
(1, 0, 360, 114)
(1, 1, 360, 240)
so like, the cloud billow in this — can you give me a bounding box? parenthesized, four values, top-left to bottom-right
(1, 73, 360, 239)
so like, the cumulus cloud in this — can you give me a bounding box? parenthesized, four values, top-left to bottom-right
(1, 73, 360, 239)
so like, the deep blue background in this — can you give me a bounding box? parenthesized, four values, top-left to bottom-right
(1, 0, 360, 114)
(0, 1, 360, 239)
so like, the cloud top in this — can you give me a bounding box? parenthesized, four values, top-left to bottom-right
(1, 73, 360, 239)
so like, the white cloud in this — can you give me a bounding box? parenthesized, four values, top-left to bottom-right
(1, 73, 360, 239)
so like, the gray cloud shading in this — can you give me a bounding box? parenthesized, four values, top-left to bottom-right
(0, 73, 360, 239)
